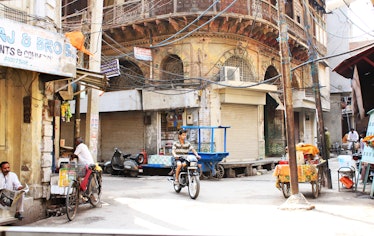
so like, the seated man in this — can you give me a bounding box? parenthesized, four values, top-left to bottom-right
(0, 161, 25, 220)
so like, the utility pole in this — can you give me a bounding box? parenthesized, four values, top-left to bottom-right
(278, 0, 313, 209)
(278, 0, 299, 196)
(303, 2, 332, 189)
(86, 0, 103, 162)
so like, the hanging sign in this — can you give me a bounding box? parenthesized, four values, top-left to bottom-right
(134, 47, 152, 61)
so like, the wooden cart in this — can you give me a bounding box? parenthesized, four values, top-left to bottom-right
(273, 162, 324, 198)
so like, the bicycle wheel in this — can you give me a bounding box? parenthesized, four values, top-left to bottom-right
(66, 180, 79, 221)
(88, 172, 102, 207)
(188, 175, 200, 199)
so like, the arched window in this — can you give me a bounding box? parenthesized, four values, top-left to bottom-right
(224, 56, 256, 82)
(161, 54, 184, 88)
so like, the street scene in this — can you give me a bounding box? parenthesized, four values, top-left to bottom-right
(22, 156, 374, 236)
(0, 1, 374, 235)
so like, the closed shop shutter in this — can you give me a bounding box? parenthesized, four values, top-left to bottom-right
(221, 104, 258, 162)
(100, 111, 144, 162)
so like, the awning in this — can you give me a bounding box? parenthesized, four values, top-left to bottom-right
(54, 68, 109, 100)
(332, 44, 374, 116)
(75, 68, 109, 91)
(333, 45, 374, 79)
(268, 92, 285, 110)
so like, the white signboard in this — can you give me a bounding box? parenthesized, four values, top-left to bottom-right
(101, 59, 120, 78)
(134, 47, 152, 61)
(0, 18, 76, 77)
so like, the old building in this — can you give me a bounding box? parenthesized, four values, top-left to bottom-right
(0, 1, 106, 224)
(61, 0, 329, 171)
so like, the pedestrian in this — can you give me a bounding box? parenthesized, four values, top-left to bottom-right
(359, 131, 366, 153)
(0, 161, 25, 220)
(347, 128, 359, 153)
(324, 127, 331, 158)
(70, 137, 94, 166)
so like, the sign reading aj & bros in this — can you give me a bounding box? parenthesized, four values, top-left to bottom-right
(0, 18, 76, 77)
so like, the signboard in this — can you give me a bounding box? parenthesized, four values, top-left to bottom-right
(362, 109, 374, 164)
(101, 59, 120, 78)
(134, 46, 152, 61)
(0, 18, 76, 77)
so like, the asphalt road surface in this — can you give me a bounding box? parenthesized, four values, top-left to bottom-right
(20, 157, 374, 236)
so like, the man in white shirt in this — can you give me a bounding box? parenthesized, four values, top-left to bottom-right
(71, 137, 94, 166)
(0, 161, 25, 220)
(347, 128, 359, 152)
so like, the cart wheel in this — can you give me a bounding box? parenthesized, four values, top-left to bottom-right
(213, 164, 225, 179)
(311, 181, 319, 198)
(281, 182, 291, 198)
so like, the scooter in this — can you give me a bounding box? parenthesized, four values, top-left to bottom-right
(104, 148, 140, 177)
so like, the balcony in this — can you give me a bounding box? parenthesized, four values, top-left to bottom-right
(99, 0, 327, 60)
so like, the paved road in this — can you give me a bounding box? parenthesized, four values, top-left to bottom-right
(20, 157, 374, 235)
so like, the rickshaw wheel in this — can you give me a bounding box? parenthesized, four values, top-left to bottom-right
(281, 182, 291, 198)
(311, 181, 319, 198)
(213, 164, 225, 179)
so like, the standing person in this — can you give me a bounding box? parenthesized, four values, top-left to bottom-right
(359, 131, 366, 153)
(0, 161, 25, 220)
(71, 137, 94, 166)
(347, 128, 359, 153)
(324, 127, 331, 158)
(172, 129, 201, 185)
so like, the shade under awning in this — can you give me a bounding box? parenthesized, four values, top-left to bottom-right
(268, 92, 285, 110)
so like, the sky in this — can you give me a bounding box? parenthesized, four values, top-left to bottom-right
(347, 0, 374, 42)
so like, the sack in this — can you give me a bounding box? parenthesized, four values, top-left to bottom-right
(0, 189, 15, 207)
(339, 176, 353, 189)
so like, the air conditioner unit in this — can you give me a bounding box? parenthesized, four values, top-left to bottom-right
(220, 66, 240, 82)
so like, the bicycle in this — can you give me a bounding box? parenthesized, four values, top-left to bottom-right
(65, 163, 102, 221)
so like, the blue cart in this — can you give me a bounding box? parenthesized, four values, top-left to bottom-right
(181, 125, 230, 179)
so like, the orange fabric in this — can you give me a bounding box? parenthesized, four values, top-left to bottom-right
(273, 164, 318, 183)
(295, 144, 319, 156)
(65, 31, 93, 56)
(363, 135, 374, 143)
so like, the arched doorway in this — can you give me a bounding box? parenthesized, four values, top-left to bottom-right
(264, 65, 286, 156)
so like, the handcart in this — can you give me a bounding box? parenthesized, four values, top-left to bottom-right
(273, 144, 323, 198)
(273, 163, 323, 198)
(181, 125, 230, 179)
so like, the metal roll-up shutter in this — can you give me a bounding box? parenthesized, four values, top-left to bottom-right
(221, 104, 258, 162)
(100, 111, 144, 161)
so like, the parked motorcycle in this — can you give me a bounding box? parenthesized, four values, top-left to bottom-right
(104, 148, 140, 177)
(169, 155, 200, 199)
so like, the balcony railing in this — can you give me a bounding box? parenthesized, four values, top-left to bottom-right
(101, 0, 316, 48)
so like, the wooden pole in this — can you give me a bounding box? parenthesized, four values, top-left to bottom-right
(278, 0, 299, 195)
(303, 2, 332, 189)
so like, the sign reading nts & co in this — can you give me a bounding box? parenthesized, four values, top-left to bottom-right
(0, 18, 76, 77)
